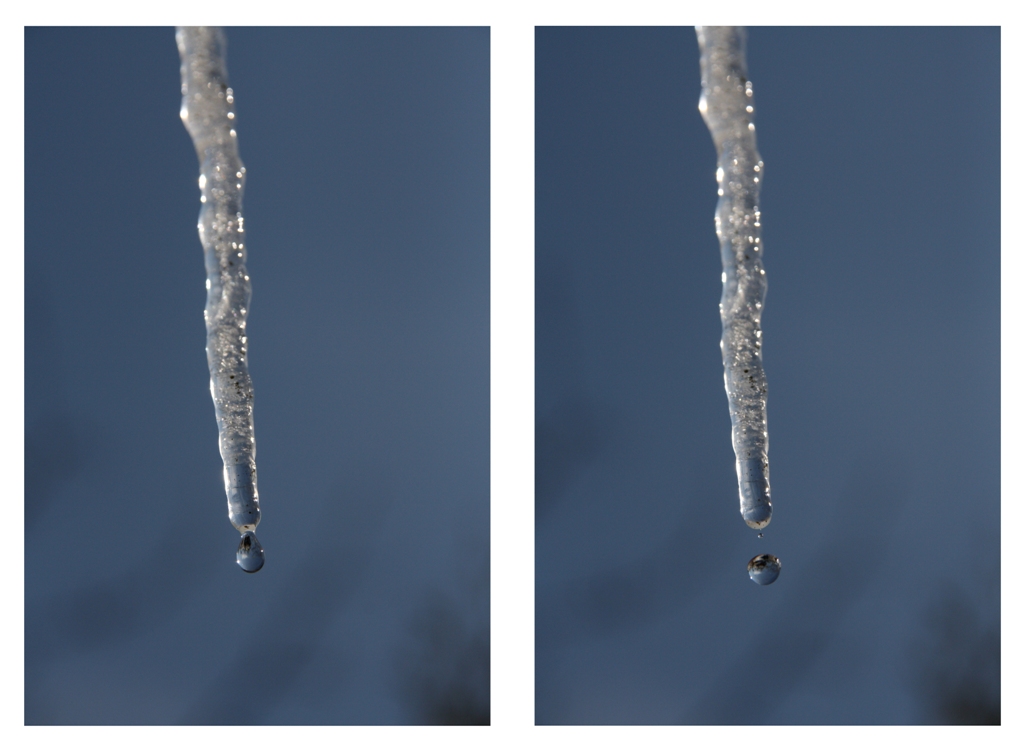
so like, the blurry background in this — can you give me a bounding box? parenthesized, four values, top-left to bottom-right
(25, 27, 489, 724)
(535, 26, 999, 724)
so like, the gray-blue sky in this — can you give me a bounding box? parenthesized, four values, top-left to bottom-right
(25, 26, 489, 724)
(535, 26, 999, 724)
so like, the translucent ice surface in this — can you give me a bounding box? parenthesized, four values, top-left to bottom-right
(177, 27, 264, 569)
(696, 26, 772, 530)
(747, 553, 781, 585)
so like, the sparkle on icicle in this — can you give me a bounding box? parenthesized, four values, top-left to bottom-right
(177, 26, 265, 573)
(696, 26, 772, 532)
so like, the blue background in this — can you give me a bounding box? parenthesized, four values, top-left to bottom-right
(25, 27, 489, 724)
(535, 26, 1000, 724)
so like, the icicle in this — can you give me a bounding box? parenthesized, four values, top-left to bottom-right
(696, 26, 772, 530)
(177, 27, 264, 572)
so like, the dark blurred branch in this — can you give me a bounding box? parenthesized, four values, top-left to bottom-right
(398, 590, 490, 725)
(911, 582, 1000, 725)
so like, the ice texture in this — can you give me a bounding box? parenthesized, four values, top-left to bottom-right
(177, 27, 261, 534)
(696, 27, 771, 530)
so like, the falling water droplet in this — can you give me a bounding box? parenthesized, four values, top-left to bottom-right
(236, 530, 265, 573)
(757, 532, 763, 538)
(747, 553, 780, 585)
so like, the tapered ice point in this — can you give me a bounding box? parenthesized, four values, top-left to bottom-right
(696, 26, 774, 532)
(178, 27, 265, 570)
(738, 456, 771, 529)
(742, 501, 772, 530)
(225, 463, 260, 532)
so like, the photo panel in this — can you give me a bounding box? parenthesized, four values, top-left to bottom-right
(25, 26, 489, 725)
(534, 26, 999, 725)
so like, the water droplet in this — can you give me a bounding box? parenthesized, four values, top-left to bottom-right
(747, 553, 780, 585)
(757, 532, 763, 538)
(236, 531, 265, 573)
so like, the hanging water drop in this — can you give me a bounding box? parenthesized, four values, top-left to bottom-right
(236, 531, 265, 573)
(747, 553, 781, 585)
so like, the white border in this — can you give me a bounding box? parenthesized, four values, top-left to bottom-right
(3, 2, 1020, 749)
